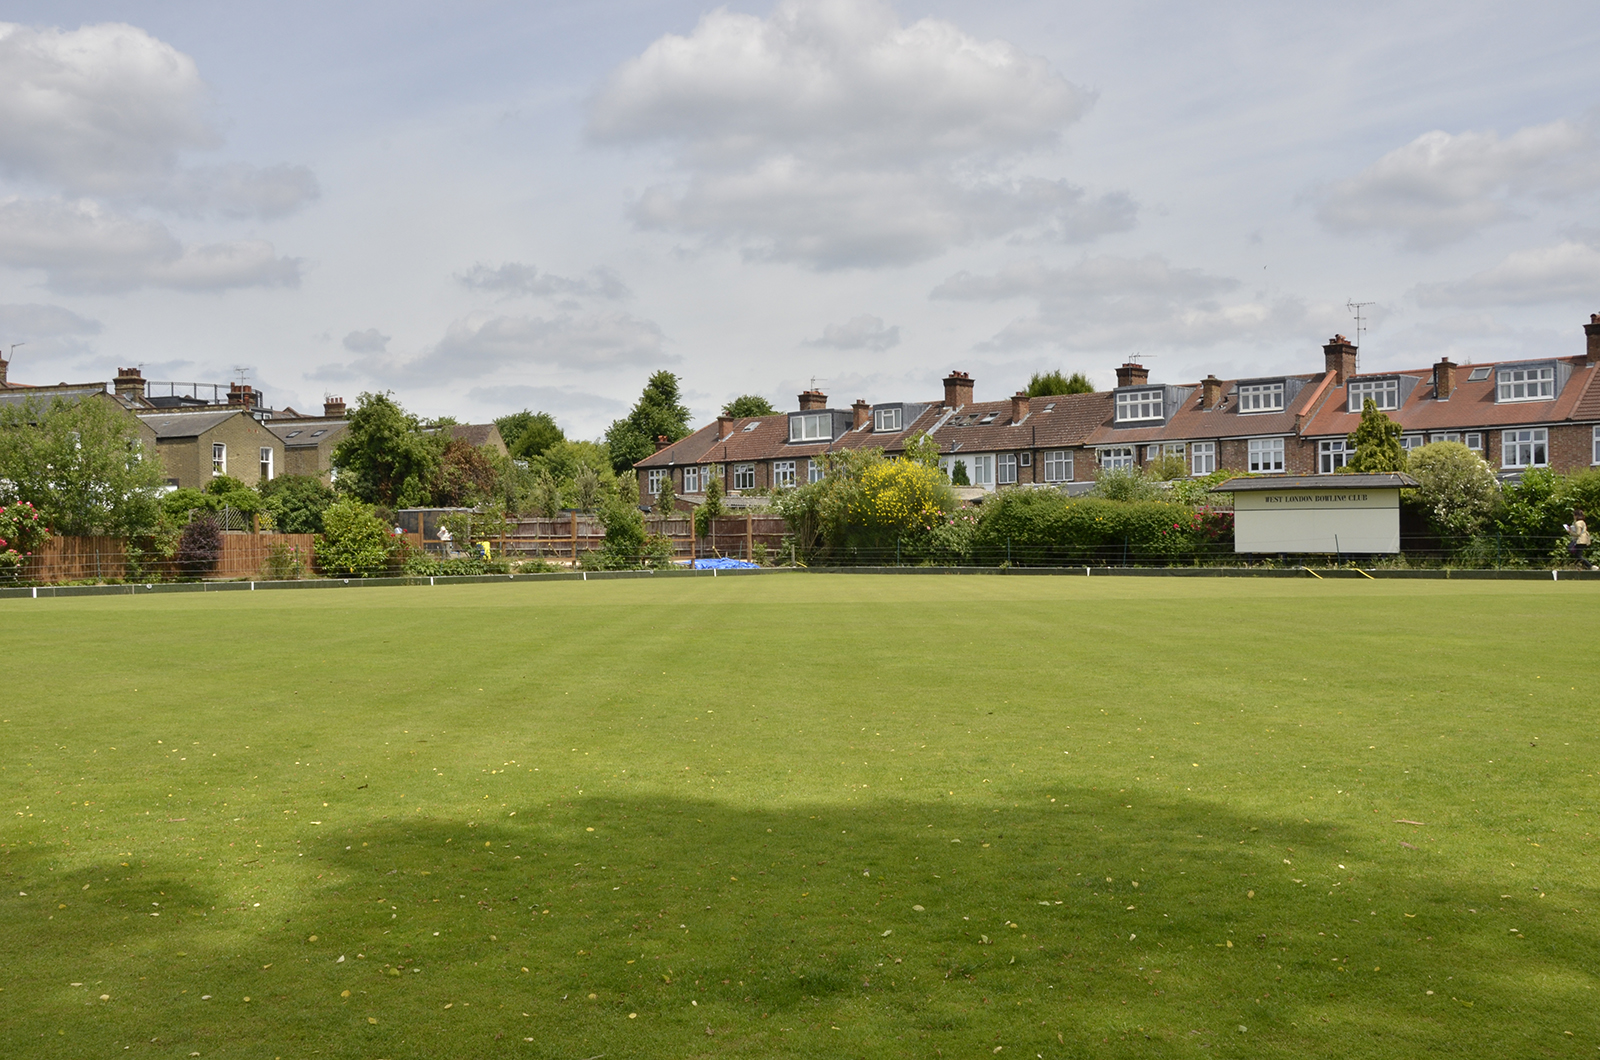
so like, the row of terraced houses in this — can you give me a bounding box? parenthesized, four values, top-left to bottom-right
(636, 315, 1600, 504)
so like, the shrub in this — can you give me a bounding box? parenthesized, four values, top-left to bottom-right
(972, 489, 1213, 565)
(262, 540, 307, 580)
(174, 514, 224, 580)
(1406, 442, 1500, 540)
(402, 554, 511, 576)
(1089, 466, 1164, 502)
(1345, 399, 1405, 473)
(316, 499, 393, 576)
(260, 475, 336, 534)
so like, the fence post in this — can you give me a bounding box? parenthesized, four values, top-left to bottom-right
(689, 509, 697, 561)
(745, 511, 753, 559)
(570, 511, 578, 563)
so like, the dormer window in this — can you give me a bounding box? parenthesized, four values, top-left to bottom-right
(873, 407, 902, 432)
(1347, 378, 1398, 412)
(1114, 390, 1163, 422)
(1236, 382, 1284, 413)
(1497, 365, 1554, 402)
(789, 412, 832, 442)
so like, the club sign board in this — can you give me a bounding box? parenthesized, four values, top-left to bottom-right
(1218, 476, 1414, 554)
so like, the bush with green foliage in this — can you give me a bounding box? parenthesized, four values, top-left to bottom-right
(1025, 370, 1094, 397)
(721, 395, 777, 417)
(0, 500, 50, 580)
(331, 392, 445, 507)
(971, 488, 1220, 565)
(402, 554, 512, 577)
(259, 475, 337, 534)
(693, 470, 727, 536)
(948, 459, 970, 486)
(1089, 466, 1165, 502)
(497, 410, 565, 460)
(262, 540, 308, 580)
(1406, 442, 1500, 541)
(773, 448, 955, 563)
(315, 499, 394, 576)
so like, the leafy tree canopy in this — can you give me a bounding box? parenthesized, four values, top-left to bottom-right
(1344, 399, 1406, 473)
(330, 392, 445, 507)
(260, 474, 337, 535)
(721, 394, 776, 417)
(1407, 442, 1500, 539)
(497, 410, 565, 460)
(0, 394, 164, 538)
(604, 371, 691, 472)
(1026, 370, 1094, 398)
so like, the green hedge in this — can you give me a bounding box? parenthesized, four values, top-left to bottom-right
(971, 490, 1226, 565)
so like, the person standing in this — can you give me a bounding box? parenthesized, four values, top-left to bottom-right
(1565, 509, 1592, 569)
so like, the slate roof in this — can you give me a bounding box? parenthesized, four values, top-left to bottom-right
(0, 384, 110, 409)
(137, 410, 243, 438)
(268, 420, 347, 447)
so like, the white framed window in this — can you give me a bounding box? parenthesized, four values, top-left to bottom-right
(772, 460, 796, 488)
(1467, 366, 1492, 382)
(1348, 379, 1399, 411)
(1098, 446, 1135, 470)
(1018, 452, 1031, 467)
(997, 452, 1017, 485)
(1237, 382, 1284, 412)
(1502, 428, 1548, 469)
(1043, 450, 1073, 482)
(1319, 439, 1352, 474)
(212, 442, 226, 475)
(1497, 366, 1554, 402)
(1145, 442, 1184, 462)
(1115, 390, 1163, 422)
(968, 454, 994, 487)
(682, 465, 701, 493)
(808, 458, 826, 483)
(789, 413, 832, 442)
(1190, 441, 1215, 476)
(1594, 426, 1600, 465)
(1430, 432, 1460, 444)
(1464, 432, 1483, 451)
(259, 446, 274, 481)
(1401, 435, 1426, 452)
(1248, 437, 1285, 473)
(873, 407, 902, 432)
(732, 464, 755, 490)
(647, 469, 666, 495)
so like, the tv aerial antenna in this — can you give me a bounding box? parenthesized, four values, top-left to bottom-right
(1346, 300, 1375, 371)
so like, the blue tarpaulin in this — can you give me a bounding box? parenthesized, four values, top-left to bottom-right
(690, 557, 760, 570)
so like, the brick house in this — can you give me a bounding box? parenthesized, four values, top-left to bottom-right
(267, 398, 351, 481)
(635, 312, 1600, 503)
(138, 409, 286, 489)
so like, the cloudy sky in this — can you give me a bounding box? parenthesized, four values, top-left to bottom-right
(2, 1, 1597, 436)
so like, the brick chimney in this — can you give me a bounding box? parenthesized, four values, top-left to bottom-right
(852, 399, 871, 430)
(655, 434, 672, 452)
(1114, 362, 1150, 388)
(1324, 335, 1358, 386)
(1200, 374, 1223, 409)
(228, 382, 253, 407)
(323, 396, 346, 418)
(942, 371, 973, 408)
(1010, 391, 1029, 424)
(1586, 313, 1600, 365)
(114, 366, 144, 400)
(1433, 358, 1457, 401)
(798, 388, 828, 411)
(0, 354, 9, 386)
(717, 413, 737, 439)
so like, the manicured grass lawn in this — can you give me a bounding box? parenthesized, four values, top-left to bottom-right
(2, 574, 1597, 1059)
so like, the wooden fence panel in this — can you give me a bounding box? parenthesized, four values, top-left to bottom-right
(214, 534, 316, 579)
(21, 536, 128, 584)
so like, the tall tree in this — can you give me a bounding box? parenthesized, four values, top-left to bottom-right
(0, 395, 164, 538)
(604, 371, 691, 472)
(1026, 370, 1094, 397)
(330, 392, 444, 507)
(497, 410, 565, 460)
(721, 394, 776, 417)
(1344, 399, 1406, 473)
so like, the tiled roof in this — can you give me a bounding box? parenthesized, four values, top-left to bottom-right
(1300, 358, 1598, 437)
(137, 410, 243, 438)
(1084, 374, 1327, 447)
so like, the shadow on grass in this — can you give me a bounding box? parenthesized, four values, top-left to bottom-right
(5, 786, 1597, 1058)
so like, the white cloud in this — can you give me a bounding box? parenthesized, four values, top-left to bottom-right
(464, 383, 627, 417)
(590, 0, 1130, 268)
(0, 198, 301, 293)
(1412, 241, 1600, 307)
(342, 328, 390, 354)
(456, 262, 629, 300)
(0, 23, 317, 220)
(1317, 117, 1600, 249)
(381, 311, 672, 382)
(0, 302, 100, 337)
(933, 255, 1308, 352)
(805, 314, 900, 351)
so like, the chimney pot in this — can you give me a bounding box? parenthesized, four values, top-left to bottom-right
(323, 396, 346, 418)
(654, 434, 672, 452)
(113, 366, 145, 400)
(1585, 312, 1600, 365)
(1323, 335, 1358, 387)
(1200, 374, 1223, 409)
(1010, 391, 1029, 424)
(942, 371, 974, 408)
(798, 388, 828, 411)
(851, 399, 871, 430)
(1115, 362, 1150, 388)
(1433, 358, 1457, 401)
